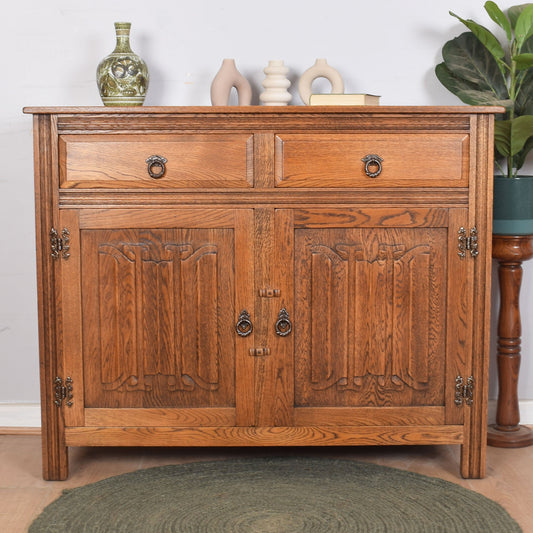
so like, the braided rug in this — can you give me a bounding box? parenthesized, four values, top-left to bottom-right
(29, 457, 521, 532)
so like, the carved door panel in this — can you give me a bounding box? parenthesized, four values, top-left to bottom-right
(59, 208, 255, 429)
(275, 207, 472, 428)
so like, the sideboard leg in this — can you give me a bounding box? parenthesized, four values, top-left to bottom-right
(42, 441, 68, 481)
(460, 410, 486, 479)
(40, 390, 69, 480)
(487, 235, 533, 448)
(460, 444, 473, 479)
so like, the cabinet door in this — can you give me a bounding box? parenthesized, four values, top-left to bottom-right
(58, 208, 254, 429)
(274, 207, 472, 428)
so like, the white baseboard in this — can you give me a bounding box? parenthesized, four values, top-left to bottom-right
(0, 403, 41, 428)
(488, 399, 533, 426)
(1, 402, 532, 429)
(521, 400, 533, 424)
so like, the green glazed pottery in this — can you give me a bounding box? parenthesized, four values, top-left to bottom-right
(96, 22, 149, 106)
(493, 175, 533, 235)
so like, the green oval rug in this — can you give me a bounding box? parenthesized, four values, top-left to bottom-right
(29, 457, 521, 532)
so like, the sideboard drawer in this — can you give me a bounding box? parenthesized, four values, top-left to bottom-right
(59, 134, 253, 188)
(275, 133, 469, 188)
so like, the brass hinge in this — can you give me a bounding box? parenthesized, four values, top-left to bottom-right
(458, 227, 479, 258)
(454, 375, 474, 406)
(54, 377, 73, 407)
(50, 228, 71, 260)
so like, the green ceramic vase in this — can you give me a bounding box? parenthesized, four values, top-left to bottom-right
(493, 175, 533, 235)
(96, 22, 149, 106)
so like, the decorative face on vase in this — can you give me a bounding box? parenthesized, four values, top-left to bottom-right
(97, 56, 148, 99)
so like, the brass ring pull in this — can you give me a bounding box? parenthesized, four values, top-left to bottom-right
(362, 154, 383, 178)
(146, 155, 168, 179)
(236, 309, 253, 337)
(275, 308, 292, 337)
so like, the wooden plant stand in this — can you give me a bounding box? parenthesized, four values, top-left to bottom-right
(488, 234, 533, 448)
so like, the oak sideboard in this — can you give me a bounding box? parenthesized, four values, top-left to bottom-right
(24, 106, 499, 479)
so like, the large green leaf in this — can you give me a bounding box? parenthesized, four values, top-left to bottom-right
(440, 32, 509, 98)
(515, 35, 533, 114)
(514, 3, 533, 50)
(508, 4, 531, 30)
(523, 32, 533, 53)
(511, 115, 533, 154)
(494, 115, 533, 157)
(515, 70, 533, 114)
(485, 1, 512, 41)
(514, 135, 533, 170)
(436, 63, 512, 107)
(450, 10, 506, 70)
(494, 120, 512, 156)
(514, 52, 533, 69)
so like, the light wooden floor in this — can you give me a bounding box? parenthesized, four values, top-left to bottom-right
(1, 434, 532, 532)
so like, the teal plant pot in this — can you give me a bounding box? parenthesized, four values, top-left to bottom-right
(493, 175, 533, 235)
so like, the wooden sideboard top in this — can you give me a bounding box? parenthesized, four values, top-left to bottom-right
(23, 105, 506, 115)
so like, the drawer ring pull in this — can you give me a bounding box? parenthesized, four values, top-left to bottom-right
(362, 154, 383, 178)
(275, 308, 292, 337)
(236, 309, 253, 337)
(146, 155, 168, 179)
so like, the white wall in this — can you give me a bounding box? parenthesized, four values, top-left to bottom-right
(1, 0, 532, 421)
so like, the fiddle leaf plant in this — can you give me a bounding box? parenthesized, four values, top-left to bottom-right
(435, 2, 533, 177)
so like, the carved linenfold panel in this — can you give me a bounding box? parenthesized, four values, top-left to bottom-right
(82, 229, 235, 408)
(295, 228, 446, 407)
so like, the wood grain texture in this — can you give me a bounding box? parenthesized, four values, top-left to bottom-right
(33, 114, 69, 481)
(292, 207, 450, 228)
(293, 407, 446, 427)
(292, 222, 447, 410)
(58, 189, 470, 209)
(24, 105, 504, 114)
(27, 107, 497, 479)
(234, 209, 256, 427)
(64, 425, 465, 447)
(461, 114, 492, 478)
(59, 134, 253, 189)
(275, 133, 469, 188)
(84, 408, 236, 427)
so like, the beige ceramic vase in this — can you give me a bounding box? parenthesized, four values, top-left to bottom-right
(210, 59, 252, 106)
(259, 60, 292, 106)
(298, 58, 344, 105)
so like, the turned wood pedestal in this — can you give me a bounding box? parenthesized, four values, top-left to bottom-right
(487, 235, 533, 448)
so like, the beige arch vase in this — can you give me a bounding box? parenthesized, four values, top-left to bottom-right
(210, 59, 252, 106)
(298, 58, 344, 105)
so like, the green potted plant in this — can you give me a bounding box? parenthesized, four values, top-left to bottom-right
(436, 2, 533, 234)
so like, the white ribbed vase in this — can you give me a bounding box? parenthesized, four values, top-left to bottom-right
(259, 60, 292, 106)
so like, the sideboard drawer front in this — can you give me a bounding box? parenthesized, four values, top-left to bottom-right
(60, 134, 253, 188)
(275, 133, 469, 188)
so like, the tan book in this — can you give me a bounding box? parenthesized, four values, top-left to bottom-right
(309, 93, 381, 105)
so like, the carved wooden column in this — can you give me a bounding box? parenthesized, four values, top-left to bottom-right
(487, 235, 533, 447)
